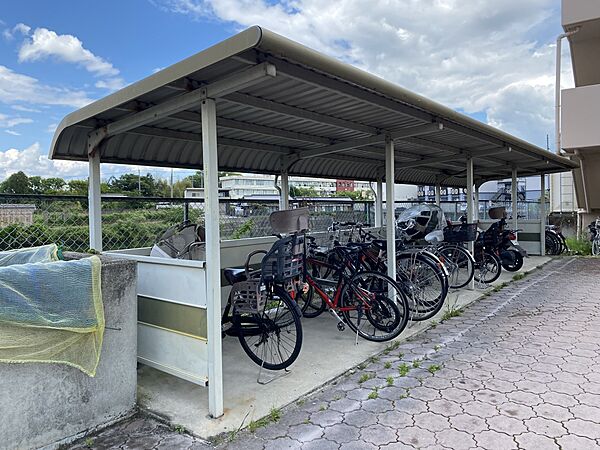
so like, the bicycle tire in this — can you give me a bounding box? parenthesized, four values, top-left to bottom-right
(237, 285, 303, 371)
(474, 251, 502, 284)
(437, 244, 475, 289)
(340, 271, 409, 342)
(593, 239, 600, 257)
(396, 252, 448, 321)
(501, 250, 523, 272)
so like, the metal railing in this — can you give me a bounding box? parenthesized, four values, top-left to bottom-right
(0, 194, 546, 252)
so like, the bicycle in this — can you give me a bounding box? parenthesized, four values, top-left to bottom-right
(590, 218, 600, 256)
(222, 209, 308, 371)
(302, 242, 410, 342)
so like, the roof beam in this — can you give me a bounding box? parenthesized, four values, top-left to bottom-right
(223, 92, 379, 135)
(89, 62, 277, 147)
(296, 122, 443, 160)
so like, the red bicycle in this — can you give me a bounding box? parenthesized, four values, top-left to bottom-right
(300, 243, 409, 342)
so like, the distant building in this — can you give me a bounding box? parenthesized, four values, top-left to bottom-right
(219, 174, 372, 199)
(184, 188, 231, 199)
(0, 204, 36, 227)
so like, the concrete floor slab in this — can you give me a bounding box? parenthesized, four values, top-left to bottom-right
(138, 256, 551, 439)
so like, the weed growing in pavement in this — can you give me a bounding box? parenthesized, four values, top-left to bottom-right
(398, 352, 404, 359)
(386, 376, 394, 386)
(173, 424, 186, 434)
(248, 407, 282, 433)
(359, 373, 374, 383)
(303, 418, 311, 424)
(296, 399, 305, 406)
(368, 387, 379, 400)
(429, 319, 438, 329)
(434, 344, 441, 351)
(398, 363, 410, 376)
(512, 272, 526, 281)
(319, 404, 327, 411)
(333, 394, 342, 401)
(357, 362, 368, 370)
(491, 282, 508, 293)
(412, 359, 421, 369)
(384, 361, 392, 369)
(441, 304, 462, 322)
(369, 356, 380, 364)
(385, 341, 401, 353)
(427, 364, 442, 374)
(84, 438, 94, 448)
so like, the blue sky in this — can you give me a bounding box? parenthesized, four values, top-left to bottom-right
(0, 0, 571, 182)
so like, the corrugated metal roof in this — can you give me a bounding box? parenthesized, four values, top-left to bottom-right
(50, 26, 577, 187)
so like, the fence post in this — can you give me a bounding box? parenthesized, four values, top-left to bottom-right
(88, 150, 102, 252)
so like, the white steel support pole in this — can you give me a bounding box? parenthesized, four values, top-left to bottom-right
(385, 136, 396, 282)
(540, 174, 546, 255)
(512, 168, 518, 231)
(88, 150, 102, 252)
(201, 98, 224, 418)
(466, 158, 474, 289)
(375, 179, 383, 228)
(280, 172, 290, 210)
(474, 185, 480, 221)
(435, 183, 441, 206)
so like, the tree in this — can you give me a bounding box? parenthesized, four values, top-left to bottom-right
(0, 171, 31, 194)
(109, 173, 167, 197)
(289, 186, 319, 198)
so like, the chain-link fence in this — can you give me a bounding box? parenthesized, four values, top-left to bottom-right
(0, 194, 548, 252)
(0, 195, 373, 252)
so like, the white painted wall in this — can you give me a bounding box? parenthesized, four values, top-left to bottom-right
(562, 0, 600, 26)
(562, 85, 600, 150)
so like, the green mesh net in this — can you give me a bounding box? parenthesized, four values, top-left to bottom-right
(0, 254, 104, 376)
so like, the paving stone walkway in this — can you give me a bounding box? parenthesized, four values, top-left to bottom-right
(72, 257, 600, 449)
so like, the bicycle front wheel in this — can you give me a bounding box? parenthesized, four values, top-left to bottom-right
(438, 244, 474, 289)
(593, 239, 600, 256)
(340, 271, 409, 342)
(237, 285, 303, 371)
(474, 251, 502, 284)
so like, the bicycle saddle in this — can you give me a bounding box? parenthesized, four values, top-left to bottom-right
(224, 268, 247, 285)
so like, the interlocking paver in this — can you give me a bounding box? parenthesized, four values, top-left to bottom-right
(69, 258, 600, 450)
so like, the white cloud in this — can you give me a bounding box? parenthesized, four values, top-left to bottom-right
(0, 113, 33, 128)
(95, 77, 126, 91)
(5, 130, 20, 136)
(0, 142, 88, 179)
(0, 65, 92, 108)
(2, 23, 31, 40)
(11, 104, 42, 113)
(158, 0, 569, 148)
(47, 123, 57, 133)
(18, 27, 119, 77)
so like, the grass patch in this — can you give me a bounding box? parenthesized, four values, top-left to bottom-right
(491, 282, 508, 293)
(412, 359, 421, 369)
(384, 361, 392, 369)
(386, 376, 394, 386)
(173, 424, 186, 434)
(84, 437, 94, 448)
(566, 237, 592, 256)
(512, 272, 526, 281)
(427, 364, 442, 374)
(368, 388, 379, 400)
(369, 356, 380, 364)
(398, 363, 410, 377)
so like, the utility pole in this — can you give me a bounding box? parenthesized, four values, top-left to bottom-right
(170, 168, 174, 198)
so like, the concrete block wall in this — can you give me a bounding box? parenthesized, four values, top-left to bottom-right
(0, 254, 137, 450)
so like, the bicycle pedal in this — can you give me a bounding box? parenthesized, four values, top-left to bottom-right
(337, 321, 346, 332)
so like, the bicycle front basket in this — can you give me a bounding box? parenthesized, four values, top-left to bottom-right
(262, 234, 305, 282)
(231, 280, 266, 314)
(443, 223, 477, 242)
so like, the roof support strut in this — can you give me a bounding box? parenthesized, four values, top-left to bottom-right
(88, 62, 277, 152)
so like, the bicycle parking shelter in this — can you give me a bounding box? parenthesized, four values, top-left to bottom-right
(49, 26, 577, 420)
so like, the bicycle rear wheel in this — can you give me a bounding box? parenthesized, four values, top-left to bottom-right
(593, 239, 600, 256)
(340, 271, 409, 342)
(237, 285, 303, 371)
(438, 244, 474, 289)
(396, 252, 447, 321)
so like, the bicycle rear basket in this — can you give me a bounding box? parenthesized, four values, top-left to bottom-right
(261, 234, 305, 282)
(231, 280, 266, 314)
(443, 223, 477, 242)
